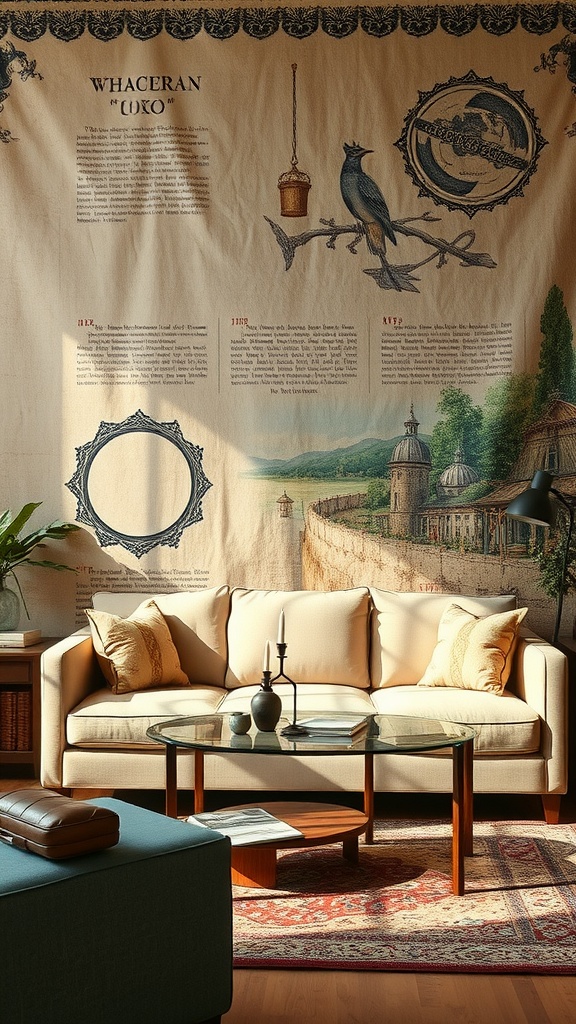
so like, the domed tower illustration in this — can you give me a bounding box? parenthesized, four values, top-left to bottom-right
(388, 405, 431, 536)
(436, 444, 479, 499)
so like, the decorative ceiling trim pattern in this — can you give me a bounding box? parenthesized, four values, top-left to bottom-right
(1, 4, 576, 44)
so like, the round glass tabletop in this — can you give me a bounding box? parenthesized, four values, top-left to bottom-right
(147, 712, 476, 755)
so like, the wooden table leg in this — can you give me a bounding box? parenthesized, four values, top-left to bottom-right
(343, 834, 359, 863)
(194, 748, 205, 814)
(463, 736, 474, 857)
(452, 740, 474, 896)
(231, 846, 277, 888)
(364, 753, 374, 844)
(165, 744, 177, 818)
(452, 743, 464, 895)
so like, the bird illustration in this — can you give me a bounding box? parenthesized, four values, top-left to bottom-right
(340, 142, 397, 258)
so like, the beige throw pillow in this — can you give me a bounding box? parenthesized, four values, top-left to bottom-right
(85, 599, 189, 693)
(417, 603, 527, 694)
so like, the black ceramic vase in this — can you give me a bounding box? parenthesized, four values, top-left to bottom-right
(250, 678, 282, 731)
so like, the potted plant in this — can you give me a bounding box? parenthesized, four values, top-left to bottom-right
(0, 502, 79, 630)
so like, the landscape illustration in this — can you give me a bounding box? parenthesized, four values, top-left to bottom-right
(247, 284, 576, 622)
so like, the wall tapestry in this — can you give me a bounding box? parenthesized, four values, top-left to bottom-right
(2, 0, 576, 639)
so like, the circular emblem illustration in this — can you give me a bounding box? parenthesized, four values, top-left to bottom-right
(396, 71, 546, 216)
(66, 410, 212, 557)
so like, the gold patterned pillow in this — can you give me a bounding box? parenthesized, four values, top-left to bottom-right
(85, 599, 189, 693)
(417, 603, 527, 694)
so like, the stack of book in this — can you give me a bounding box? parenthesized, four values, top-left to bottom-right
(289, 715, 372, 746)
(0, 629, 42, 648)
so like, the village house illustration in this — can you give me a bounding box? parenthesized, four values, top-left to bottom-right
(385, 399, 576, 556)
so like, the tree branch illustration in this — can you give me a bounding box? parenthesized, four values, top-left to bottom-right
(264, 213, 497, 293)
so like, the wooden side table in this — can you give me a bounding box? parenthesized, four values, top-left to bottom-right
(223, 800, 369, 888)
(0, 639, 60, 777)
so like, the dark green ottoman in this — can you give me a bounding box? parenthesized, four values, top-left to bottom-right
(0, 798, 233, 1024)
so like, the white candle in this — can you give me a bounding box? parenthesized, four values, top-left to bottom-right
(278, 608, 285, 644)
(263, 639, 271, 672)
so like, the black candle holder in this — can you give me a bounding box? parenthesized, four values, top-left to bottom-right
(273, 643, 307, 736)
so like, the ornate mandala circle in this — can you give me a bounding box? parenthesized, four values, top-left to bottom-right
(396, 71, 546, 216)
(66, 410, 212, 557)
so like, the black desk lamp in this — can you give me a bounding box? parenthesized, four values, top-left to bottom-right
(506, 470, 574, 645)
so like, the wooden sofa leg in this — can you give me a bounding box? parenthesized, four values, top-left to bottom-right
(541, 795, 561, 824)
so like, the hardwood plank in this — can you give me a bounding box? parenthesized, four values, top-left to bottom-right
(365, 971, 425, 1023)
(223, 971, 576, 1024)
(510, 977, 551, 1023)
(534, 975, 576, 1024)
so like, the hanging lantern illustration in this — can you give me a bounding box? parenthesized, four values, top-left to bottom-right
(278, 63, 311, 217)
(277, 490, 294, 518)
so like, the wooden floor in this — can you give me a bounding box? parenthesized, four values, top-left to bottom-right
(226, 971, 576, 1024)
(3, 773, 576, 1024)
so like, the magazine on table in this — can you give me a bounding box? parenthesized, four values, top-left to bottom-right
(186, 807, 303, 845)
(384, 731, 454, 747)
(295, 715, 371, 737)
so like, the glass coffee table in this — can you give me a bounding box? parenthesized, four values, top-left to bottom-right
(147, 713, 476, 895)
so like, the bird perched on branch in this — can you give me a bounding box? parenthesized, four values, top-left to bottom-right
(340, 142, 397, 259)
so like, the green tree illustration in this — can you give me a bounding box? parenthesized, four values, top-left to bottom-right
(365, 478, 389, 510)
(533, 284, 575, 416)
(480, 373, 536, 482)
(535, 524, 576, 602)
(430, 387, 483, 492)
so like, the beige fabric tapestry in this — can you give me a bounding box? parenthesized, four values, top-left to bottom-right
(2, 0, 576, 639)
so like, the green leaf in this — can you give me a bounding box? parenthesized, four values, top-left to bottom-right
(0, 502, 42, 549)
(0, 503, 78, 595)
(24, 559, 76, 572)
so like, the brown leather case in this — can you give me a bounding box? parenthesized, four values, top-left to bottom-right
(0, 789, 120, 859)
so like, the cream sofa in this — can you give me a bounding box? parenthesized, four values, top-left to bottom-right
(40, 586, 568, 822)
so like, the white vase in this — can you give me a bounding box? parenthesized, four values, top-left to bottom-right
(0, 582, 20, 630)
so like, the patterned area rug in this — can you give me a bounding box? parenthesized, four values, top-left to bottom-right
(232, 819, 576, 972)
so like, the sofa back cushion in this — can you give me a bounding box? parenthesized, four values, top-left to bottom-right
(91, 586, 230, 687)
(369, 590, 517, 688)
(225, 587, 371, 688)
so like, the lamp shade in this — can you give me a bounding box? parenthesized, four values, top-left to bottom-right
(505, 470, 557, 527)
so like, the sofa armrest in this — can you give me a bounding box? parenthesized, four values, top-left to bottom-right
(41, 631, 103, 788)
(511, 631, 568, 793)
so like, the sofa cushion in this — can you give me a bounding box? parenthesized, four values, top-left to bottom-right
(418, 604, 527, 694)
(369, 685, 540, 754)
(86, 600, 189, 694)
(91, 587, 230, 687)
(67, 686, 227, 747)
(225, 587, 371, 688)
(369, 590, 518, 688)
(220, 683, 376, 718)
